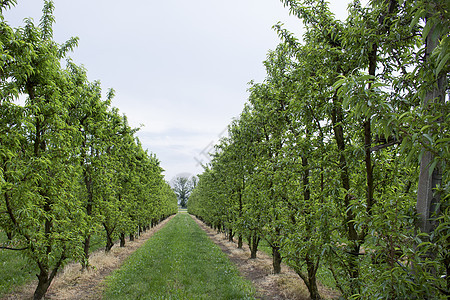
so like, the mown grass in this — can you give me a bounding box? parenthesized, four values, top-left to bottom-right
(103, 214, 255, 299)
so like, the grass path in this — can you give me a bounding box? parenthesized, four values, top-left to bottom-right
(103, 214, 255, 299)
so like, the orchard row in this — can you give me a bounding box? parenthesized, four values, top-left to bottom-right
(0, 2, 178, 299)
(189, 1, 448, 299)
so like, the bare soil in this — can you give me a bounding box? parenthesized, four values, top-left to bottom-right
(1, 216, 174, 300)
(192, 216, 340, 300)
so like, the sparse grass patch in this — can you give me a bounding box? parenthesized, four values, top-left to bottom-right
(0, 230, 106, 298)
(103, 214, 255, 299)
(0, 232, 38, 297)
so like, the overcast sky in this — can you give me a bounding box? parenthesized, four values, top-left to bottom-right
(4, 0, 354, 181)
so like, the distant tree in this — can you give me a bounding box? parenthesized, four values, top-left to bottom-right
(172, 175, 196, 208)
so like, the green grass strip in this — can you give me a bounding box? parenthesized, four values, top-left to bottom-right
(103, 214, 255, 300)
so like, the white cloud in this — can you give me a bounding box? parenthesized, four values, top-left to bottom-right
(4, 0, 355, 181)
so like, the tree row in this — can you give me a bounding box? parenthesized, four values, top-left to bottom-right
(189, 0, 448, 299)
(0, 1, 178, 299)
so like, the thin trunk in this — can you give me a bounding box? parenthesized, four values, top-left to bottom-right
(272, 245, 282, 274)
(238, 235, 243, 249)
(250, 232, 260, 259)
(331, 92, 360, 287)
(81, 134, 94, 270)
(33, 252, 65, 300)
(34, 269, 50, 300)
(81, 181, 93, 269)
(103, 223, 114, 252)
(302, 155, 320, 297)
(120, 233, 126, 247)
(295, 254, 321, 300)
(81, 235, 90, 270)
(129, 233, 135, 241)
(331, 93, 357, 240)
(228, 228, 233, 242)
(238, 188, 243, 249)
(105, 234, 113, 252)
(306, 253, 321, 300)
(365, 40, 377, 219)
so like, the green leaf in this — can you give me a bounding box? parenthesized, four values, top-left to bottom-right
(332, 77, 346, 91)
(409, 9, 424, 32)
(359, 74, 375, 82)
(398, 112, 409, 120)
(423, 133, 433, 144)
(435, 52, 449, 76)
(422, 20, 432, 42)
(371, 82, 387, 89)
(436, 138, 450, 144)
(428, 159, 438, 177)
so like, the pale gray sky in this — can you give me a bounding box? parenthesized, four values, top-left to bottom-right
(4, 0, 354, 181)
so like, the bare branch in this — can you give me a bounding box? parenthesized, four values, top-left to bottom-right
(0, 245, 28, 251)
(370, 139, 402, 152)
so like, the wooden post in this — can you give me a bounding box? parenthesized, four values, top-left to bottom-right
(416, 21, 446, 233)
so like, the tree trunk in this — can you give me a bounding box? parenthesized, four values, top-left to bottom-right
(331, 92, 360, 291)
(103, 223, 114, 252)
(364, 119, 374, 213)
(34, 270, 51, 300)
(302, 155, 320, 295)
(272, 245, 282, 274)
(306, 261, 321, 300)
(295, 254, 321, 300)
(129, 233, 135, 241)
(238, 187, 243, 249)
(120, 233, 125, 247)
(365, 38, 377, 219)
(238, 235, 243, 249)
(81, 235, 91, 270)
(228, 228, 233, 242)
(33, 253, 65, 300)
(331, 93, 357, 241)
(81, 146, 94, 270)
(105, 234, 113, 252)
(250, 232, 259, 259)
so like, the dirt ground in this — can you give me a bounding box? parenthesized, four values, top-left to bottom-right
(192, 216, 339, 300)
(1, 216, 174, 300)
(3, 214, 339, 299)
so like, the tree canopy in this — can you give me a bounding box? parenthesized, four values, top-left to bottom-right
(0, 2, 177, 299)
(172, 175, 197, 208)
(189, 0, 449, 299)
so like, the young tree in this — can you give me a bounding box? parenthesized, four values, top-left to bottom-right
(1, 2, 86, 298)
